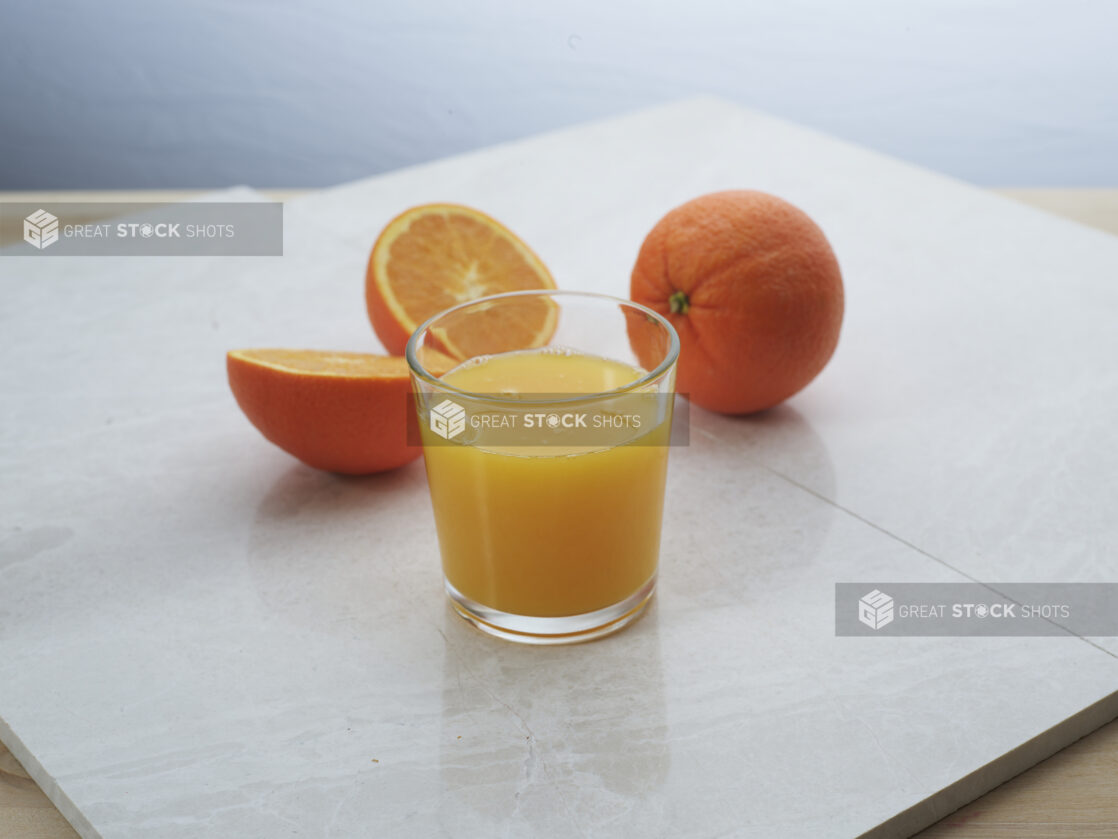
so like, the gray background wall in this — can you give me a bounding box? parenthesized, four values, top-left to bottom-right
(1, 0, 1115, 189)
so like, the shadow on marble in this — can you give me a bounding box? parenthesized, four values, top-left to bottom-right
(689, 401, 837, 499)
(663, 403, 838, 610)
(247, 458, 442, 641)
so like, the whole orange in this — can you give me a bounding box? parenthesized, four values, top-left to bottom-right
(629, 190, 843, 414)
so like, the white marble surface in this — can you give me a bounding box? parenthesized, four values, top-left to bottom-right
(2, 98, 1118, 838)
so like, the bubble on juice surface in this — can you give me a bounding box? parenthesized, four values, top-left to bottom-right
(443, 354, 491, 378)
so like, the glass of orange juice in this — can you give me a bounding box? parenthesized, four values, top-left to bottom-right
(406, 290, 679, 644)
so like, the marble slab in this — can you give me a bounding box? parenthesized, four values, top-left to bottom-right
(2, 98, 1118, 838)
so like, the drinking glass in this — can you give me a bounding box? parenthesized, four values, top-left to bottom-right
(406, 290, 679, 644)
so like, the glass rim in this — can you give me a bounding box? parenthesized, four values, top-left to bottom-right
(405, 289, 680, 405)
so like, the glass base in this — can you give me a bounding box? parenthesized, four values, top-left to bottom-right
(445, 576, 656, 645)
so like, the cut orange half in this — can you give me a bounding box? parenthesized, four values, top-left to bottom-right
(227, 348, 454, 475)
(365, 203, 557, 358)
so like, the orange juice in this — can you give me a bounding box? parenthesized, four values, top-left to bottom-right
(420, 349, 672, 618)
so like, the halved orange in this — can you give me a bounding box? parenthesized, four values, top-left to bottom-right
(227, 348, 454, 475)
(366, 203, 557, 358)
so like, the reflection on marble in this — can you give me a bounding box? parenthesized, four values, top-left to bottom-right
(3, 101, 1118, 838)
(438, 606, 669, 835)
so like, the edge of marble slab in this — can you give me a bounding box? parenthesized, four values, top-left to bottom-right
(859, 686, 1118, 839)
(4, 656, 1118, 839)
(0, 714, 97, 839)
